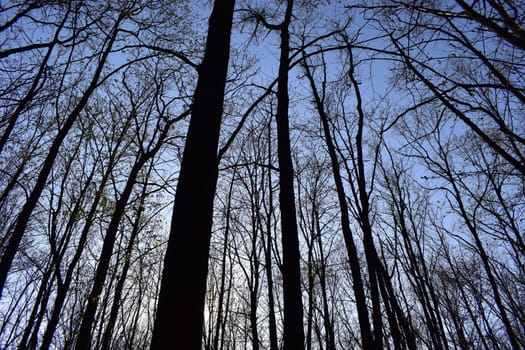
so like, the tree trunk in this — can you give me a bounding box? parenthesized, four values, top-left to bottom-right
(150, 1, 235, 349)
(213, 173, 235, 350)
(74, 151, 156, 350)
(0, 11, 123, 297)
(275, 1, 306, 349)
(301, 55, 374, 349)
(100, 165, 151, 350)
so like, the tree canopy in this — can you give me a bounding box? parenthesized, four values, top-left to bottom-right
(0, 0, 523, 349)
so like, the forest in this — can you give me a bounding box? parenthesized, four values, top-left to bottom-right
(0, 0, 524, 349)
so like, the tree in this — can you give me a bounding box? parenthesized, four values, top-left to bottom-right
(1, 1, 523, 348)
(0, 3, 125, 297)
(150, 1, 236, 348)
(245, 1, 307, 347)
(302, 49, 374, 349)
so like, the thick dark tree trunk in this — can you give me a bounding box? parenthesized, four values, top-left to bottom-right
(150, 1, 235, 349)
(275, 1, 305, 349)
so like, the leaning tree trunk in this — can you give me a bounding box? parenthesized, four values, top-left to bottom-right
(301, 55, 374, 349)
(0, 11, 123, 297)
(74, 139, 165, 350)
(150, 1, 235, 349)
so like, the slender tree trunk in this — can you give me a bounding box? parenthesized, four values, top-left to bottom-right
(100, 165, 151, 350)
(73, 162, 141, 349)
(343, 42, 386, 349)
(381, 158, 448, 349)
(264, 118, 279, 350)
(305, 241, 314, 350)
(0, 12, 123, 297)
(150, 1, 235, 348)
(0, 4, 70, 156)
(17, 259, 53, 350)
(314, 215, 336, 350)
(39, 142, 121, 350)
(219, 261, 234, 350)
(248, 195, 261, 350)
(446, 169, 521, 349)
(213, 173, 235, 350)
(275, 1, 305, 349)
(301, 56, 374, 348)
(74, 129, 168, 350)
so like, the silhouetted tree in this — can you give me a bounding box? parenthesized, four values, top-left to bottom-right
(150, 1, 235, 348)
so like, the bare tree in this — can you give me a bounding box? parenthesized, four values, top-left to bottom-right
(150, 1, 236, 348)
